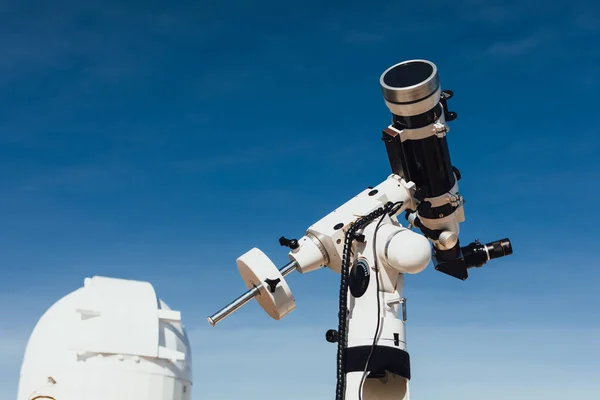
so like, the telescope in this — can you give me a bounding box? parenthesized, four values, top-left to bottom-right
(207, 59, 513, 400)
(380, 60, 512, 279)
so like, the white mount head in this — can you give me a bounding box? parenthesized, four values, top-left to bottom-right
(18, 276, 192, 400)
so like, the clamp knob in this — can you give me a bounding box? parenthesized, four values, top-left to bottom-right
(440, 90, 458, 122)
(264, 278, 281, 293)
(438, 231, 459, 250)
(279, 236, 299, 250)
(325, 329, 339, 343)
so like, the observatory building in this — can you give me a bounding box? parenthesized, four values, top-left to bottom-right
(17, 276, 193, 400)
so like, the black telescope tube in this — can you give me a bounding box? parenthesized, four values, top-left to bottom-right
(380, 60, 456, 200)
(396, 132, 455, 199)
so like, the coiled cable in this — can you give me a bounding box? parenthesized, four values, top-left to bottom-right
(335, 201, 403, 400)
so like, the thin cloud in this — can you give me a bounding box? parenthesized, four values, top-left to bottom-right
(343, 30, 387, 45)
(170, 137, 330, 173)
(575, 12, 600, 32)
(0, 4, 223, 89)
(464, 2, 525, 24)
(458, 0, 565, 25)
(486, 33, 543, 57)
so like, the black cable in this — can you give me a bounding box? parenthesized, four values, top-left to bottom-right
(358, 201, 403, 400)
(335, 207, 386, 400)
(357, 211, 387, 400)
(335, 201, 403, 400)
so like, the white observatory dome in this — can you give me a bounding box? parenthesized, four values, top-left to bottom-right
(17, 276, 193, 400)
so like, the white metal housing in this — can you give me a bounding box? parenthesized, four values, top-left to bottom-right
(17, 276, 193, 400)
(290, 174, 417, 274)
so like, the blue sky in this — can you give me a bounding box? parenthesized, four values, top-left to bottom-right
(1, 0, 599, 398)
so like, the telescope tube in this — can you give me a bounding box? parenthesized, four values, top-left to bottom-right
(380, 60, 457, 203)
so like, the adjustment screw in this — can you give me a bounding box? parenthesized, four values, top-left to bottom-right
(433, 122, 449, 137)
(325, 329, 339, 343)
(279, 236, 299, 250)
(438, 231, 458, 249)
(441, 90, 454, 99)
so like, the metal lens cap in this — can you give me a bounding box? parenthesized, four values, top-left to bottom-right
(349, 259, 370, 298)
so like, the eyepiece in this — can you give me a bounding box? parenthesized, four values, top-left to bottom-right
(380, 60, 440, 116)
(485, 238, 513, 260)
(460, 238, 513, 269)
(433, 237, 513, 280)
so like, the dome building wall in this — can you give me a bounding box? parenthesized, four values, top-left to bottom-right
(17, 276, 193, 400)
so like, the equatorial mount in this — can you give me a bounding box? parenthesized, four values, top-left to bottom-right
(206, 58, 514, 400)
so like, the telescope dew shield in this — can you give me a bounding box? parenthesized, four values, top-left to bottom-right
(380, 60, 456, 201)
(380, 60, 441, 116)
